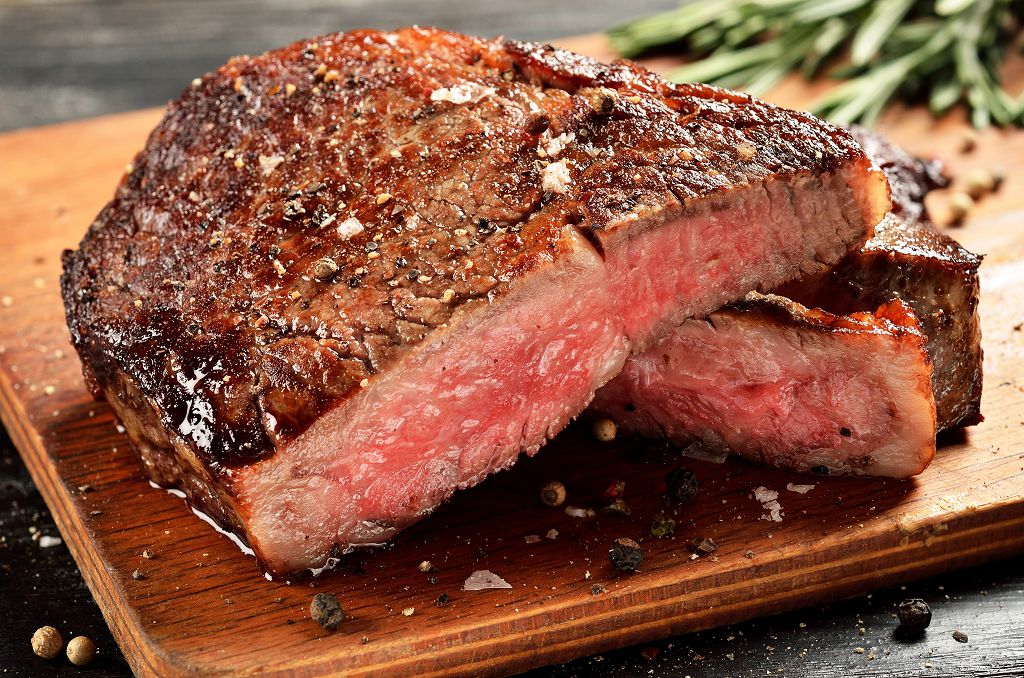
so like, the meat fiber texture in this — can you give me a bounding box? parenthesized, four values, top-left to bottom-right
(591, 295, 936, 478)
(60, 27, 888, 574)
(592, 131, 982, 479)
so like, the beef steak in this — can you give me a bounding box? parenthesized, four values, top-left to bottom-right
(61, 28, 888, 573)
(591, 131, 982, 479)
(784, 129, 983, 430)
(591, 295, 936, 478)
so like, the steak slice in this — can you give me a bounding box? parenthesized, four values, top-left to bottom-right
(592, 131, 982, 478)
(783, 129, 983, 430)
(591, 295, 936, 478)
(60, 27, 888, 574)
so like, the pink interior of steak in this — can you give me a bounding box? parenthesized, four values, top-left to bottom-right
(605, 169, 879, 349)
(241, 229, 629, 570)
(591, 298, 936, 479)
(238, 165, 881, 573)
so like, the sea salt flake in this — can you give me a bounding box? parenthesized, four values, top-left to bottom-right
(545, 529, 559, 540)
(258, 154, 285, 175)
(463, 569, 512, 591)
(430, 84, 495, 105)
(336, 217, 364, 239)
(545, 132, 575, 157)
(524, 534, 541, 544)
(564, 506, 595, 519)
(761, 500, 783, 523)
(753, 486, 784, 522)
(542, 160, 572, 194)
(787, 483, 816, 494)
(39, 535, 62, 548)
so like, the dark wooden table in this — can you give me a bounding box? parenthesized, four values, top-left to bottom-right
(1, 2, 1022, 676)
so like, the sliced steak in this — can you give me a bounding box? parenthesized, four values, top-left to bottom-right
(591, 295, 936, 478)
(60, 27, 888, 574)
(783, 129, 983, 430)
(592, 131, 981, 478)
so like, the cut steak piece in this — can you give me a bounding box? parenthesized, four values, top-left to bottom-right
(591, 295, 936, 478)
(591, 130, 982, 478)
(782, 129, 983, 430)
(60, 27, 888, 574)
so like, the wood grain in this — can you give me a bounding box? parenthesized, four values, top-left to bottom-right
(1, 33, 1023, 677)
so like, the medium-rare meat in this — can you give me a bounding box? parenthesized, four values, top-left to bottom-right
(590, 295, 936, 478)
(60, 27, 888, 574)
(591, 131, 981, 478)
(783, 129, 983, 430)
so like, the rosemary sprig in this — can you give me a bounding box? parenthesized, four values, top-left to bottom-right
(609, 0, 1024, 127)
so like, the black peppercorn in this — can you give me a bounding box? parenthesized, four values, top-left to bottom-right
(609, 537, 643, 572)
(310, 592, 344, 630)
(540, 480, 566, 507)
(525, 114, 551, 136)
(897, 598, 932, 630)
(436, 592, 449, 608)
(665, 466, 698, 502)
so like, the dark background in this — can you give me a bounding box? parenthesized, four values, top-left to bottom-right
(1, 1, 1022, 676)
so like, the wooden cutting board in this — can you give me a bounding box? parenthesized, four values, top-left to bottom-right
(1, 33, 1023, 677)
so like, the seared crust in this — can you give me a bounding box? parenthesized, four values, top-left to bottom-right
(61, 27, 882, 471)
(733, 293, 929, 341)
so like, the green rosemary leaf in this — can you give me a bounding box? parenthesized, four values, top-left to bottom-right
(802, 17, 853, 77)
(608, 1, 731, 57)
(936, 0, 977, 17)
(929, 78, 962, 115)
(667, 41, 785, 84)
(791, 0, 870, 24)
(724, 15, 770, 47)
(713, 65, 770, 90)
(850, 0, 916, 65)
(609, 0, 1024, 127)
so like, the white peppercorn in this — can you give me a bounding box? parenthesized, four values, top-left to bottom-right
(592, 418, 617, 442)
(66, 636, 96, 666)
(31, 626, 62, 659)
